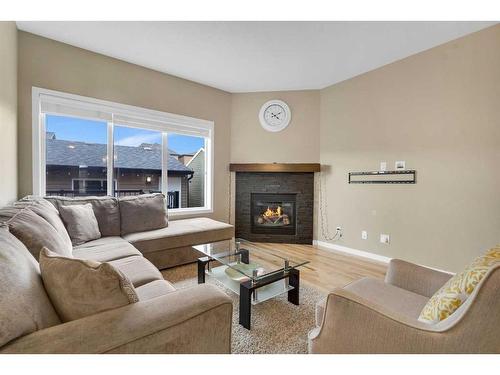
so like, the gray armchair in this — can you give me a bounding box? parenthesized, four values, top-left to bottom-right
(308, 259, 500, 353)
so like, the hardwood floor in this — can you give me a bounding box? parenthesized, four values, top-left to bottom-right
(241, 242, 387, 293)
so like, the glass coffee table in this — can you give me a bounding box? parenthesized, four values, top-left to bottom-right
(193, 238, 309, 329)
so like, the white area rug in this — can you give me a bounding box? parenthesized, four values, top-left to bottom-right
(162, 263, 325, 354)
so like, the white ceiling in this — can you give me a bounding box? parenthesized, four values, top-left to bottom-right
(16, 21, 496, 93)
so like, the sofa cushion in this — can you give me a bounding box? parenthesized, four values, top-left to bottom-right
(45, 196, 121, 237)
(6, 207, 72, 260)
(119, 193, 168, 235)
(0, 205, 19, 223)
(108, 256, 164, 287)
(39, 248, 138, 322)
(16, 197, 73, 251)
(58, 203, 101, 246)
(0, 227, 61, 347)
(136, 280, 176, 301)
(73, 237, 142, 262)
(315, 277, 430, 328)
(123, 217, 234, 254)
(345, 277, 429, 319)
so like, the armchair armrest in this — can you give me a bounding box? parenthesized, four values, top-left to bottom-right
(385, 259, 453, 298)
(1, 284, 232, 354)
(308, 288, 442, 354)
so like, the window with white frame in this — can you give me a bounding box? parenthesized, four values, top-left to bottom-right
(33, 87, 214, 215)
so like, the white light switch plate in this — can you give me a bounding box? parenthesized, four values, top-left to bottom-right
(380, 234, 390, 244)
(361, 230, 368, 240)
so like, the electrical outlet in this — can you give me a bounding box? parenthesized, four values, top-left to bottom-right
(380, 234, 390, 244)
(361, 230, 368, 240)
(380, 162, 387, 171)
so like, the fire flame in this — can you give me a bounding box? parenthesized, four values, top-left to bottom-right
(263, 205, 282, 217)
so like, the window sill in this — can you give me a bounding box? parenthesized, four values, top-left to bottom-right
(168, 207, 214, 218)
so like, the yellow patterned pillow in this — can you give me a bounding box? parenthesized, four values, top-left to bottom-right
(418, 247, 500, 324)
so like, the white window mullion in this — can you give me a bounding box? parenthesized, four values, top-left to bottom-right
(107, 120, 114, 197)
(40, 113, 47, 196)
(161, 132, 169, 198)
(205, 129, 214, 211)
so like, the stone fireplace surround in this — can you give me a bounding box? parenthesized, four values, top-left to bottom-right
(234, 171, 315, 244)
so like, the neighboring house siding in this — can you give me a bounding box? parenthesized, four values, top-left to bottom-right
(115, 169, 161, 192)
(181, 177, 189, 208)
(187, 149, 205, 207)
(46, 165, 184, 195)
(46, 166, 107, 193)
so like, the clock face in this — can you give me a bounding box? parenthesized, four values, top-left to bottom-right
(259, 100, 291, 132)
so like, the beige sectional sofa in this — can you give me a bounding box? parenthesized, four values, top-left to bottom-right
(45, 195, 234, 269)
(0, 194, 234, 354)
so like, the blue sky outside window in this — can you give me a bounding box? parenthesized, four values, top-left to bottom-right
(46, 114, 204, 154)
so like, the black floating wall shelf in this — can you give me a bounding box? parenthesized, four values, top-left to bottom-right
(348, 170, 416, 184)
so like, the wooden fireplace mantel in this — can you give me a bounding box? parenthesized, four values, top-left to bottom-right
(229, 163, 321, 173)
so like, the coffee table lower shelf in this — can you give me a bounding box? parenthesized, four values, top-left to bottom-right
(197, 257, 300, 330)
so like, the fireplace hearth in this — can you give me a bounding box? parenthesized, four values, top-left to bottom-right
(234, 172, 314, 244)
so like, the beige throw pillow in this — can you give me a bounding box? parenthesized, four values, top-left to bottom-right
(119, 193, 168, 235)
(7, 207, 72, 260)
(0, 227, 61, 347)
(16, 197, 73, 251)
(39, 248, 138, 322)
(58, 203, 101, 246)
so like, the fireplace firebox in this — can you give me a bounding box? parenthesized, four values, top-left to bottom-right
(251, 193, 297, 235)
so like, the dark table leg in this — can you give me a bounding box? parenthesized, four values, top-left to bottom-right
(197, 257, 210, 284)
(239, 280, 252, 329)
(288, 268, 300, 305)
(239, 248, 249, 264)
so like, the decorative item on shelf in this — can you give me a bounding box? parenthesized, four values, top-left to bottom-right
(348, 170, 416, 184)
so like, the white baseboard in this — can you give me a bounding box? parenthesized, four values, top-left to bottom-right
(313, 240, 391, 264)
(313, 240, 454, 274)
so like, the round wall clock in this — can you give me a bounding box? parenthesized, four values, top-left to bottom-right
(258, 100, 291, 132)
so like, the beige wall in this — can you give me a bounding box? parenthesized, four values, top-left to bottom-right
(319, 25, 500, 272)
(17, 31, 231, 222)
(0, 22, 18, 206)
(16, 26, 500, 271)
(230, 90, 320, 163)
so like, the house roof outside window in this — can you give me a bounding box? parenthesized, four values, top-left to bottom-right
(46, 137, 193, 174)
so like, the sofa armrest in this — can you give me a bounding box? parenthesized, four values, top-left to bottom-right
(384, 259, 453, 298)
(308, 288, 442, 354)
(1, 284, 232, 354)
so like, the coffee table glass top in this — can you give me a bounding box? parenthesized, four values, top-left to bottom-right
(193, 238, 309, 282)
